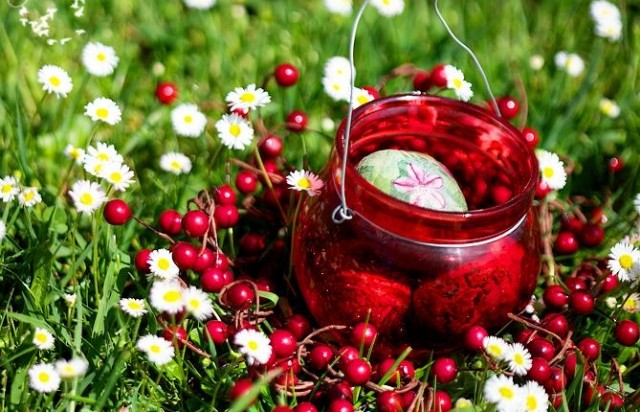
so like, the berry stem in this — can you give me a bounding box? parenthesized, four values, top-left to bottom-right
(132, 216, 175, 244)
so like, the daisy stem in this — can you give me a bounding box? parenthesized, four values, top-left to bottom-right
(91, 216, 101, 303)
(131, 316, 143, 345)
(286, 195, 304, 286)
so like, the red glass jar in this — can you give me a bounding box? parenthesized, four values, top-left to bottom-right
(292, 94, 540, 357)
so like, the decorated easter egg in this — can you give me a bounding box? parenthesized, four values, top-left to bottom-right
(356, 149, 468, 212)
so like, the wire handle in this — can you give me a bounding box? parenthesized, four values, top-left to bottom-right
(332, 0, 501, 224)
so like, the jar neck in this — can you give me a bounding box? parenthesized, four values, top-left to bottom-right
(333, 94, 538, 244)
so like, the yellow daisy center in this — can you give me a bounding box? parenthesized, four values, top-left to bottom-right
(357, 95, 370, 105)
(35, 332, 47, 343)
(110, 171, 123, 182)
(488, 344, 502, 356)
(97, 153, 110, 161)
(96, 108, 109, 118)
(1, 184, 12, 193)
(332, 83, 341, 91)
(229, 124, 241, 137)
(383, 0, 390, 5)
(70, 149, 81, 159)
(297, 177, 311, 189)
(619, 254, 634, 269)
(158, 258, 171, 271)
(38, 372, 50, 383)
(170, 160, 181, 170)
(247, 340, 259, 351)
(184, 115, 193, 124)
(526, 395, 537, 409)
(453, 78, 463, 89)
(239, 92, 256, 103)
(97, 53, 106, 62)
(63, 365, 75, 374)
(542, 166, 555, 179)
(80, 193, 94, 206)
(49, 76, 61, 87)
(149, 344, 161, 354)
(514, 353, 524, 365)
(23, 191, 35, 202)
(189, 298, 200, 309)
(499, 386, 514, 399)
(163, 290, 181, 303)
(128, 301, 142, 310)
(623, 298, 638, 312)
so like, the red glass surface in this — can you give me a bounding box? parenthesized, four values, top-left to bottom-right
(292, 94, 541, 357)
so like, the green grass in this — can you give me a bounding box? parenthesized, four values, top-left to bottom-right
(1, 0, 639, 411)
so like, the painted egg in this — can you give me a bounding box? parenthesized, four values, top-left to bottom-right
(356, 149, 468, 212)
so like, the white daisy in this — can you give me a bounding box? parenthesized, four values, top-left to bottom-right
(521, 380, 549, 412)
(225, 84, 271, 113)
(605, 296, 618, 308)
(64, 144, 85, 165)
(119, 298, 148, 318)
(136, 335, 175, 366)
(322, 75, 351, 101)
(171, 103, 207, 138)
(590, 1, 621, 25)
(84, 97, 122, 125)
(0, 220, 5, 243)
(149, 280, 185, 314)
(352, 87, 375, 108)
(184, 0, 217, 9)
(286, 170, 324, 197)
(183, 286, 215, 321)
(607, 241, 640, 282)
(504, 342, 532, 376)
(28, 363, 61, 393)
(371, 0, 404, 17)
(0, 176, 20, 202)
(622, 293, 640, 313)
(529, 55, 545, 71)
(634, 193, 640, 215)
(18, 187, 43, 207)
(233, 328, 273, 366)
(536, 150, 567, 190)
(324, 0, 352, 15)
(81, 42, 119, 76)
(324, 56, 354, 80)
(483, 374, 522, 411)
(37, 65, 73, 98)
(148, 248, 180, 280)
(100, 162, 135, 192)
(68, 180, 107, 215)
(554, 51, 585, 77)
(599, 98, 621, 118)
(444, 65, 473, 102)
(215, 113, 254, 150)
(454, 398, 473, 408)
(33, 327, 55, 350)
(55, 357, 89, 379)
(483, 335, 509, 361)
(159, 152, 192, 175)
(63, 293, 77, 307)
(86, 142, 124, 164)
(595, 18, 622, 41)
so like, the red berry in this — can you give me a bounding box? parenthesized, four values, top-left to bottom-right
(413, 70, 431, 91)
(163, 325, 187, 348)
(430, 64, 447, 88)
(535, 179, 553, 199)
(270, 329, 297, 359)
(273, 406, 294, 412)
(225, 282, 255, 310)
(362, 85, 380, 99)
(171, 241, 197, 270)
(259, 134, 284, 158)
(158, 209, 182, 235)
(215, 185, 237, 206)
(214, 204, 240, 228)
(563, 351, 578, 379)
(212, 252, 230, 271)
(568, 291, 595, 315)
(294, 402, 318, 412)
(544, 366, 567, 393)
(431, 357, 458, 384)
(229, 378, 253, 401)
(527, 338, 556, 362)
(308, 344, 334, 370)
(543, 284, 568, 309)
(521, 127, 540, 148)
(579, 223, 605, 248)
(541, 313, 569, 338)
(239, 233, 267, 255)
(496, 96, 520, 120)
(351, 322, 378, 348)
(464, 325, 488, 350)
(561, 215, 584, 233)
(201, 267, 233, 293)
(286, 314, 311, 341)
(155, 82, 178, 105)
(182, 210, 209, 238)
(274, 63, 299, 87)
(376, 358, 401, 383)
(515, 328, 537, 345)
(192, 247, 215, 273)
(614, 320, 640, 346)
(527, 357, 551, 384)
(286, 110, 308, 132)
(601, 392, 624, 409)
(338, 346, 360, 370)
(103, 199, 132, 225)
(564, 276, 587, 292)
(398, 360, 416, 381)
(134, 249, 152, 274)
(204, 320, 228, 345)
(554, 231, 579, 255)
(491, 184, 512, 205)
(431, 390, 452, 412)
(600, 274, 619, 293)
(327, 399, 353, 412)
(608, 156, 624, 173)
(342, 358, 371, 386)
(235, 170, 259, 194)
(376, 391, 404, 412)
(577, 337, 600, 361)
